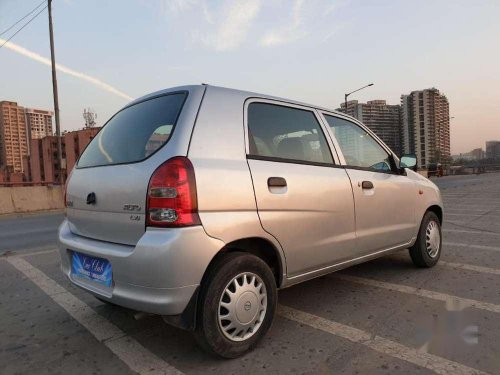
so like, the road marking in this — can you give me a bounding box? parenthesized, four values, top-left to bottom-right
(443, 229, 500, 237)
(447, 213, 500, 218)
(0, 246, 58, 257)
(5, 257, 183, 375)
(444, 197, 500, 201)
(17, 248, 58, 257)
(440, 261, 500, 276)
(446, 220, 500, 227)
(335, 274, 500, 314)
(444, 206, 500, 210)
(445, 208, 497, 213)
(445, 242, 500, 252)
(278, 305, 486, 375)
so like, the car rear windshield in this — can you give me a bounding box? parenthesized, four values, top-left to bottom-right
(77, 93, 187, 168)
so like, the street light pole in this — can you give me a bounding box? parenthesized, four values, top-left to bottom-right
(344, 83, 374, 114)
(48, 0, 63, 184)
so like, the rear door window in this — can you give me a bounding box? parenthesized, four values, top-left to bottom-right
(247, 102, 333, 165)
(78, 93, 187, 168)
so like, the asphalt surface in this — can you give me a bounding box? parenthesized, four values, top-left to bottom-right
(1, 173, 500, 374)
(0, 211, 63, 255)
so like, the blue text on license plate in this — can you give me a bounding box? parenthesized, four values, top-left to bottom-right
(71, 252, 112, 287)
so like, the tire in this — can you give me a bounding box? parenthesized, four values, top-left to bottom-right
(409, 211, 442, 267)
(194, 252, 277, 358)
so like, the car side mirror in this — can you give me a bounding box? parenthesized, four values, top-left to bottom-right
(399, 154, 417, 172)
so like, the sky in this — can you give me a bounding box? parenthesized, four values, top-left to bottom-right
(0, 0, 499, 154)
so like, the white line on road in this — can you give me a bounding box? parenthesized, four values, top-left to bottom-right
(278, 305, 486, 375)
(447, 213, 500, 217)
(444, 206, 500, 210)
(440, 261, 500, 276)
(18, 248, 58, 257)
(445, 242, 500, 252)
(445, 208, 497, 212)
(446, 220, 500, 227)
(443, 197, 500, 201)
(0, 246, 58, 257)
(443, 229, 500, 237)
(335, 274, 500, 314)
(5, 257, 183, 375)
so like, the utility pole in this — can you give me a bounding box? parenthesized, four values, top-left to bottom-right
(48, 0, 64, 184)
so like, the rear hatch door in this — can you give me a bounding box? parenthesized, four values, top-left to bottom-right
(65, 89, 200, 245)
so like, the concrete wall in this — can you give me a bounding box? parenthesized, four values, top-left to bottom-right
(0, 185, 63, 215)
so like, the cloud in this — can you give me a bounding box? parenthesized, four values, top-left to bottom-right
(260, 0, 307, 47)
(0, 39, 133, 101)
(324, 0, 350, 16)
(198, 0, 261, 51)
(161, 0, 198, 16)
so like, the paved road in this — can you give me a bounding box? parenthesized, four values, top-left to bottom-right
(0, 210, 63, 255)
(1, 173, 500, 374)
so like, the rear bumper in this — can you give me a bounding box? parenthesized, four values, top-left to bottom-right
(58, 219, 224, 315)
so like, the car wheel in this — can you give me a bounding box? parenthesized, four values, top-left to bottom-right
(194, 252, 277, 358)
(409, 211, 442, 267)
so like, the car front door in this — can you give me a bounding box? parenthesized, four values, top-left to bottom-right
(322, 113, 416, 254)
(245, 100, 356, 278)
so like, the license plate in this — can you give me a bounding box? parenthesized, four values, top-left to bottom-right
(71, 252, 112, 288)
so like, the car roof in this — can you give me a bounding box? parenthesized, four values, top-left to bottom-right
(127, 84, 348, 118)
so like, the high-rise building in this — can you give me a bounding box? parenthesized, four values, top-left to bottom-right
(339, 100, 402, 155)
(486, 141, 500, 160)
(25, 108, 53, 139)
(0, 101, 29, 173)
(401, 88, 450, 168)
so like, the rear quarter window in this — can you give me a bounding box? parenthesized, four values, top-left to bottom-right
(77, 93, 187, 168)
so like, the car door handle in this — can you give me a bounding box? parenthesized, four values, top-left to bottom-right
(268, 177, 287, 187)
(361, 181, 374, 189)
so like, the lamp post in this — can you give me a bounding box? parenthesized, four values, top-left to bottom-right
(344, 83, 374, 114)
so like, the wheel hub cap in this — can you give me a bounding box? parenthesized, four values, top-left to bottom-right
(218, 272, 267, 342)
(425, 220, 441, 258)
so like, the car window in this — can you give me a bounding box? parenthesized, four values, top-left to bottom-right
(248, 103, 333, 165)
(323, 115, 392, 172)
(78, 93, 186, 168)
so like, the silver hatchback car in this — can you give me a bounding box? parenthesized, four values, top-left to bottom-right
(59, 84, 443, 357)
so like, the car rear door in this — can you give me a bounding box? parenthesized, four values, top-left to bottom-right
(321, 113, 416, 254)
(245, 100, 356, 278)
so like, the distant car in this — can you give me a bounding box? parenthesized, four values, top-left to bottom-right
(428, 163, 444, 177)
(59, 85, 444, 358)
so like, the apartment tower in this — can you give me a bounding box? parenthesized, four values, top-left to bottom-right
(0, 101, 29, 173)
(401, 88, 450, 168)
(25, 108, 54, 139)
(340, 100, 402, 155)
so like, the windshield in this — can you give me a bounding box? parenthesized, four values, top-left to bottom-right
(77, 93, 187, 168)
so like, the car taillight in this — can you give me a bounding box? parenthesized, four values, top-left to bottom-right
(146, 157, 201, 227)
